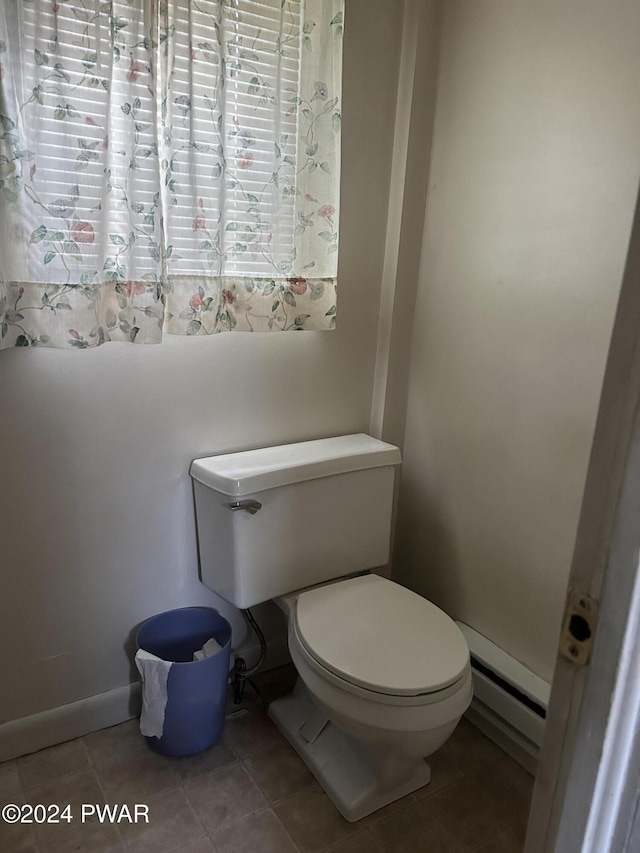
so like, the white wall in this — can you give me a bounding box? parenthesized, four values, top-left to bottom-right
(6, 0, 638, 733)
(0, 0, 404, 726)
(394, 0, 640, 682)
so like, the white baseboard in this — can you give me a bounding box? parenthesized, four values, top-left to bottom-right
(0, 635, 291, 763)
(0, 683, 141, 763)
(465, 699, 539, 776)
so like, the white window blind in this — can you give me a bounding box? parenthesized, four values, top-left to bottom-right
(0, 0, 343, 348)
(160, 0, 301, 278)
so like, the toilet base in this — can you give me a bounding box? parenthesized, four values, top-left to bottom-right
(268, 681, 432, 822)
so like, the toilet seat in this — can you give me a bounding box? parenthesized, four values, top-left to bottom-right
(294, 575, 470, 698)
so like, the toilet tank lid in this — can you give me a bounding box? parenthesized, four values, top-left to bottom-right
(190, 434, 401, 496)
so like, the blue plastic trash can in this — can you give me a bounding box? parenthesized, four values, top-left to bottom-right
(136, 607, 232, 757)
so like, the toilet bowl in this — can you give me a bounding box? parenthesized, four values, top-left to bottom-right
(269, 573, 472, 821)
(190, 434, 473, 821)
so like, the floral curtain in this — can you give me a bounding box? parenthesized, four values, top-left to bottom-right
(0, 0, 343, 349)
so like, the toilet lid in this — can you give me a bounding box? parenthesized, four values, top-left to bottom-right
(295, 575, 469, 697)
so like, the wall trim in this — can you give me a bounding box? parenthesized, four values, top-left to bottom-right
(0, 633, 291, 762)
(0, 683, 141, 763)
(466, 701, 538, 777)
(369, 0, 443, 449)
(369, 0, 420, 441)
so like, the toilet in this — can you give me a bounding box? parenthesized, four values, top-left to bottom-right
(190, 434, 472, 821)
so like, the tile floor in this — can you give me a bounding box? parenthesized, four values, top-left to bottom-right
(0, 666, 533, 853)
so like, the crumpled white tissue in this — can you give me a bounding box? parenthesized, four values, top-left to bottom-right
(135, 649, 172, 739)
(193, 637, 223, 661)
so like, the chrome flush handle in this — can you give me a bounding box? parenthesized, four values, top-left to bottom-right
(227, 499, 262, 515)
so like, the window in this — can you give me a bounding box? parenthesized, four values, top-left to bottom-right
(0, 0, 343, 348)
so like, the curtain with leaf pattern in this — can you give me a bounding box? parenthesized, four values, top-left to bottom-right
(0, 0, 343, 349)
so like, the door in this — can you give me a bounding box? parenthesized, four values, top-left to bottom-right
(525, 188, 640, 853)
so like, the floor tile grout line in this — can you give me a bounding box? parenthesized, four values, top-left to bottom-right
(419, 778, 527, 853)
(270, 807, 305, 853)
(315, 826, 383, 853)
(181, 753, 252, 796)
(238, 754, 273, 806)
(81, 754, 129, 852)
(15, 737, 94, 794)
(467, 748, 535, 780)
(202, 804, 293, 853)
(466, 818, 528, 853)
(19, 766, 96, 795)
(4, 695, 530, 853)
(220, 732, 242, 762)
(175, 774, 214, 849)
(239, 750, 318, 807)
(101, 771, 213, 853)
(182, 781, 275, 837)
(162, 832, 215, 853)
(5, 761, 27, 802)
(224, 734, 293, 762)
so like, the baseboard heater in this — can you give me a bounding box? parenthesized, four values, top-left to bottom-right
(456, 622, 551, 757)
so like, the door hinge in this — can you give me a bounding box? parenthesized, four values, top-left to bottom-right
(559, 591, 599, 666)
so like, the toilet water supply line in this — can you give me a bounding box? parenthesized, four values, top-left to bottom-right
(232, 607, 267, 704)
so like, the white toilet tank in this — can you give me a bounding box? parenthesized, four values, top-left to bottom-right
(190, 434, 401, 609)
